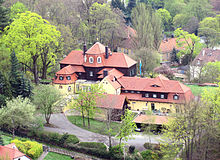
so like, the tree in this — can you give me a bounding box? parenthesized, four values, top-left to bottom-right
(131, 3, 162, 50)
(200, 62, 220, 83)
(134, 48, 160, 77)
(10, 2, 28, 20)
(154, 64, 174, 79)
(125, 0, 136, 24)
(156, 8, 172, 31)
(170, 47, 179, 63)
(174, 28, 202, 65)
(111, 0, 126, 13)
(0, 71, 12, 107)
(116, 109, 136, 147)
(198, 16, 220, 48)
(72, 84, 104, 128)
(0, 41, 10, 73)
(9, 51, 32, 98)
(0, 0, 9, 32)
(33, 84, 61, 124)
(0, 97, 36, 138)
(164, 0, 186, 18)
(3, 11, 61, 83)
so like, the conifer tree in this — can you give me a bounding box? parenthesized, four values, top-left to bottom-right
(0, 0, 9, 32)
(126, 0, 136, 24)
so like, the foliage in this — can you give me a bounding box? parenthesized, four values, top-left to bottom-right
(200, 62, 220, 83)
(125, 0, 136, 24)
(109, 144, 123, 155)
(186, 84, 217, 96)
(170, 48, 179, 63)
(10, 2, 28, 20)
(78, 142, 107, 151)
(67, 115, 121, 136)
(111, 0, 126, 13)
(116, 109, 136, 146)
(133, 48, 160, 77)
(11, 139, 43, 159)
(0, 94, 7, 107)
(164, 0, 186, 18)
(0, 41, 10, 73)
(198, 15, 220, 48)
(141, 149, 159, 160)
(3, 11, 61, 83)
(33, 84, 61, 124)
(154, 64, 174, 80)
(0, 0, 9, 32)
(131, 3, 162, 50)
(156, 8, 172, 31)
(71, 84, 104, 128)
(0, 97, 36, 137)
(0, 71, 12, 101)
(174, 28, 202, 65)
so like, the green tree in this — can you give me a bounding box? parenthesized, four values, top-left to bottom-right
(198, 16, 220, 48)
(33, 84, 61, 124)
(3, 11, 61, 83)
(0, 97, 36, 138)
(0, 71, 12, 107)
(72, 84, 104, 129)
(0, 0, 9, 32)
(164, 0, 186, 18)
(116, 109, 136, 147)
(174, 28, 202, 65)
(10, 2, 28, 20)
(131, 3, 162, 50)
(9, 51, 32, 98)
(156, 8, 172, 31)
(125, 0, 136, 24)
(0, 40, 10, 73)
(170, 48, 179, 63)
(111, 0, 126, 12)
(200, 62, 220, 83)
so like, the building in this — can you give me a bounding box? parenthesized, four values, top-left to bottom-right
(53, 42, 137, 94)
(0, 143, 31, 160)
(190, 48, 220, 79)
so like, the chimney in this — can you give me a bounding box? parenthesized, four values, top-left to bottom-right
(83, 43, 87, 56)
(105, 46, 109, 59)
(103, 70, 108, 78)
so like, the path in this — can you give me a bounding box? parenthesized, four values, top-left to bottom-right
(44, 113, 162, 151)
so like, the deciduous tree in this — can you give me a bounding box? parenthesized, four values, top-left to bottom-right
(156, 8, 172, 31)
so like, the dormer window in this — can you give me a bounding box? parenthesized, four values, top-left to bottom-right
(131, 91, 134, 93)
(153, 94, 157, 98)
(145, 93, 149, 97)
(66, 76, 71, 80)
(125, 90, 128, 93)
(89, 57, 94, 63)
(173, 95, 179, 100)
(161, 94, 165, 99)
(97, 57, 102, 63)
(59, 76, 64, 80)
(89, 71, 93, 77)
(152, 84, 160, 87)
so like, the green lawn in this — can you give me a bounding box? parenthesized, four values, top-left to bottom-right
(44, 152, 73, 160)
(67, 115, 121, 136)
(186, 85, 217, 96)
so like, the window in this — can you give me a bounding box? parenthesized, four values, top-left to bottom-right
(137, 91, 140, 94)
(97, 57, 102, 63)
(125, 90, 128, 93)
(153, 94, 157, 98)
(76, 84, 79, 91)
(68, 86, 71, 92)
(89, 57, 94, 63)
(173, 95, 179, 100)
(66, 76, 71, 80)
(131, 91, 134, 93)
(83, 86, 87, 91)
(59, 85, 63, 89)
(59, 76, 64, 80)
(161, 94, 165, 99)
(89, 71, 93, 77)
(132, 102, 136, 104)
(145, 93, 149, 97)
(84, 56, 87, 62)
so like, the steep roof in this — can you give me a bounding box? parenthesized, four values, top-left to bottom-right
(0, 143, 30, 160)
(159, 38, 186, 53)
(56, 65, 85, 75)
(60, 50, 84, 65)
(105, 75, 121, 89)
(86, 42, 109, 55)
(192, 48, 220, 66)
(96, 94, 128, 110)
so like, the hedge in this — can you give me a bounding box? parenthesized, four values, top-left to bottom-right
(78, 142, 107, 151)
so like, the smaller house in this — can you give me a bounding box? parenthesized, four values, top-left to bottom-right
(0, 143, 31, 160)
(96, 94, 130, 121)
(190, 48, 220, 79)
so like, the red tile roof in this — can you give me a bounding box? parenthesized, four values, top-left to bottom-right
(56, 65, 85, 75)
(53, 73, 78, 84)
(86, 42, 111, 55)
(192, 48, 220, 66)
(133, 114, 172, 125)
(96, 94, 128, 110)
(105, 75, 121, 89)
(98, 68, 124, 79)
(0, 143, 30, 160)
(60, 50, 84, 65)
(159, 38, 185, 53)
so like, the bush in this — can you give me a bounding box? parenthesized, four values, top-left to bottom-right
(11, 139, 43, 159)
(65, 134, 79, 145)
(141, 150, 159, 160)
(109, 145, 123, 157)
(78, 142, 107, 151)
(144, 142, 153, 149)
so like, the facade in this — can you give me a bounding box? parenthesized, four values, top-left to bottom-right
(0, 143, 31, 160)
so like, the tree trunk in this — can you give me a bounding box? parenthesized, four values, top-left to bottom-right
(33, 56, 39, 84)
(82, 110, 85, 127)
(87, 111, 90, 129)
(42, 64, 47, 80)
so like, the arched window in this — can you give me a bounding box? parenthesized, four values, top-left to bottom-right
(59, 76, 64, 80)
(173, 95, 179, 100)
(89, 57, 94, 63)
(66, 76, 71, 80)
(97, 57, 102, 63)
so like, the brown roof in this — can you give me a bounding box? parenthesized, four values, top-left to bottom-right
(53, 73, 78, 84)
(192, 48, 220, 66)
(96, 94, 128, 110)
(133, 114, 172, 125)
(105, 75, 121, 89)
(56, 65, 85, 75)
(0, 143, 30, 160)
(159, 38, 186, 53)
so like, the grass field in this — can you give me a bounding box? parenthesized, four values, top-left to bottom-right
(44, 152, 73, 160)
(186, 85, 217, 96)
(67, 115, 121, 136)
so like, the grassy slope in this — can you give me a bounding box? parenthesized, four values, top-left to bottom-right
(67, 115, 121, 136)
(186, 85, 217, 96)
(44, 152, 73, 160)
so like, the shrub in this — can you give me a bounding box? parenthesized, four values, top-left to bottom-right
(109, 144, 123, 158)
(11, 139, 43, 159)
(78, 142, 107, 151)
(65, 134, 79, 144)
(144, 142, 152, 149)
(141, 150, 159, 160)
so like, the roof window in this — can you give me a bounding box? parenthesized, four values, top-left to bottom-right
(89, 57, 94, 63)
(66, 76, 71, 80)
(97, 57, 102, 63)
